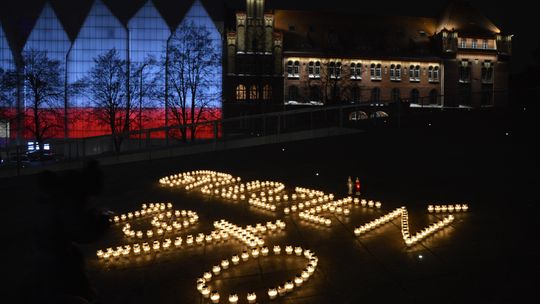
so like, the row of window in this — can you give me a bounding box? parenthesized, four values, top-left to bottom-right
(285, 86, 439, 104)
(235, 84, 272, 100)
(288, 61, 440, 82)
(459, 60, 494, 83)
(459, 38, 492, 50)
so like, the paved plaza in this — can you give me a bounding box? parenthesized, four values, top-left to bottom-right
(2, 109, 535, 303)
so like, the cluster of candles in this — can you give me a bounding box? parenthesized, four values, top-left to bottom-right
(159, 170, 235, 189)
(354, 208, 402, 236)
(121, 209, 198, 239)
(401, 207, 455, 246)
(196, 245, 318, 303)
(298, 197, 353, 226)
(283, 191, 335, 215)
(352, 198, 383, 209)
(111, 202, 173, 224)
(427, 204, 469, 213)
(213, 219, 286, 247)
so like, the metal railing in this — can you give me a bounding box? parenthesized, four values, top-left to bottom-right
(0, 90, 509, 175)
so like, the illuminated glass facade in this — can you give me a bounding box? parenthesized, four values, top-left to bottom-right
(23, 3, 71, 110)
(68, 0, 128, 108)
(0, 23, 14, 71)
(128, 1, 170, 109)
(23, 3, 70, 66)
(172, 0, 223, 109)
(1, 0, 225, 140)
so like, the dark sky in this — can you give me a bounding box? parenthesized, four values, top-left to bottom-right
(0, 0, 533, 73)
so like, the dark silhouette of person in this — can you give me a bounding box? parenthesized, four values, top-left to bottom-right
(24, 160, 110, 304)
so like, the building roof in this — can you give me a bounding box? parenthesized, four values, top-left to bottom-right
(436, 1, 501, 36)
(274, 10, 439, 60)
(0, 0, 225, 54)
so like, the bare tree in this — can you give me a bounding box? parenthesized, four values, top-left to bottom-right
(166, 20, 220, 142)
(78, 49, 129, 152)
(130, 56, 158, 132)
(17, 50, 64, 153)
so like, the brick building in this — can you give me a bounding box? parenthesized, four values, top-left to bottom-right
(224, 0, 511, 117)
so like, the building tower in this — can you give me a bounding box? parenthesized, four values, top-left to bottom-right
(224, 0, 283, 117)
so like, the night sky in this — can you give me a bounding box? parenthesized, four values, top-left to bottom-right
(0, 0, 532, 73)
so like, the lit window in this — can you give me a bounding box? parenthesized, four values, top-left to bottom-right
(287, 60, 300, 78)
(481, 61, 493, 83)
(262, 84, 272, 100)
(390, 64, 401, 81)
(249, 85, 258, 100)
(428, 66, 439, 82)
(236, 84, 246, 100)
(459, 60, 471, 83)
(409, 65, 420, 82)
(370, 63, 381, 80)
(287, 60, 293, 76)
(350, 62, 361, 80)
(314, 61, 321, 78)
(329, 61, 341, 79)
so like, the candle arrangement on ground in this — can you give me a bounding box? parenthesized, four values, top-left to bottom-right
(353, 206, 456, 247)
(95, 169, 468, 302)
(427, 204, 469, 213)
(196, 245, 318, 302)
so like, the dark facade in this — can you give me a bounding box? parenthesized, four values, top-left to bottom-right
(224, 0, 512, 116)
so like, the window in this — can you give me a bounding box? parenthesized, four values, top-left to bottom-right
(409, 65, 420, 82)
(287, 60, 293, 76)
(370, 63, 382, 80)
(351, 86, 361, 102)
(236, 84, 246, 100)
(391, 88, 400, 103)
(310, 86, 321, 101)
(459, 60, 471, 83)
(482, 39, 489, 49)
(429, 89, 439, 105)
(288, 85, 298, 101)
(314, 61, 321, 78)
(410, 89, 420, 104)
(390, 64, 401, 81)
(350, 62, 361, 80)
(371, 87, 380, 103)
(471, 39, 477, 49)
(428, 66, 440, 82)
(308, 61, 314, 78)
(481, 61, 493, 83)
(249, 85, 258, 100)
(262, 84, 272, 100)
(459, 38, 467, 48)
(287, 60, 300, 78)
(329, 61, 341, 79)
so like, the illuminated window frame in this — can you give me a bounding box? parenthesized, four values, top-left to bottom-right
(350, 62, 362, 80)
(236, 84, 246, 100)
